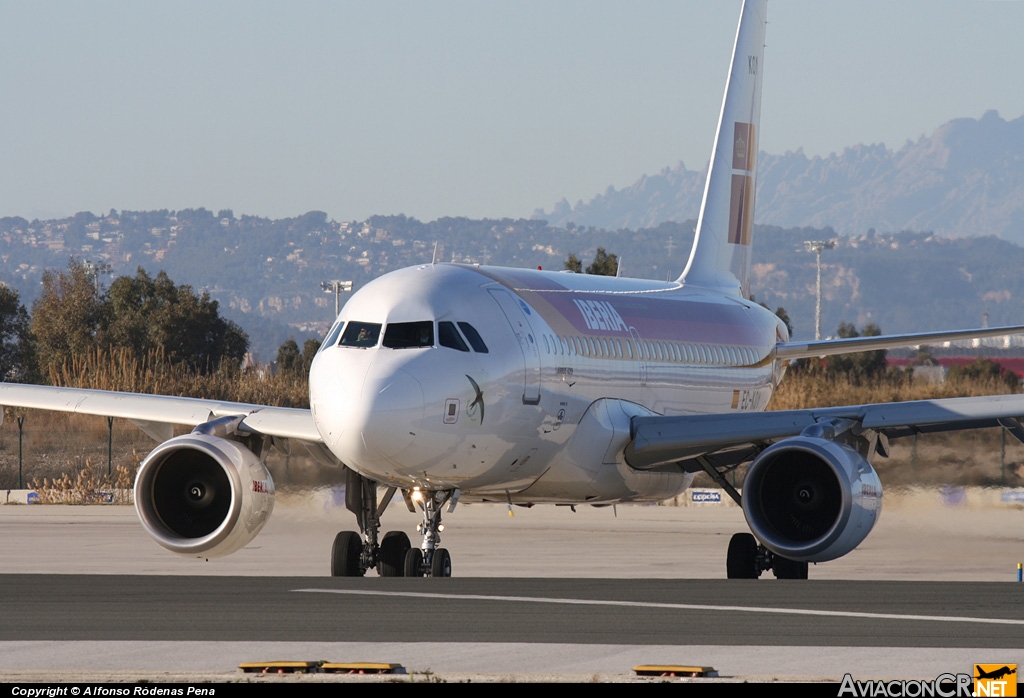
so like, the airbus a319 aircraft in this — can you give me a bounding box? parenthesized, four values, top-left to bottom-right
(4, 0, 1024, 580)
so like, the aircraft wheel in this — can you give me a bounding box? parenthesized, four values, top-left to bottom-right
(773, 556, 809, 580)
(726, 532, 759, 579)
(404, 547, 424, 577)
(430, 548, 452, 578)
(378, 531, 411, 577)
(331, 531, 365, 577)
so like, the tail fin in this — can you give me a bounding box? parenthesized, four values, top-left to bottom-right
(680, 0, 767, 297)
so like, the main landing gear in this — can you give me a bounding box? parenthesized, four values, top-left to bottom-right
(330, 468, 457, 578)
(726, 532, 808, 580)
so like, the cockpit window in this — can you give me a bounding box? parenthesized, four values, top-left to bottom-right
(457, 322, 489, 353)
(320, 321, 345, 351)
(383, 321, 434, 349)
(438, 322, 469, 352)
(339, 321, 381, 348)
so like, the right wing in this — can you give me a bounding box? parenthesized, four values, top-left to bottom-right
(0, 382, 334, 464)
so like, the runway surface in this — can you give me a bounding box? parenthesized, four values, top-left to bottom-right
(1, 493, 1022, 681)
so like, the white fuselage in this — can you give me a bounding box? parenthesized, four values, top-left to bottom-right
(308, 263, 787, 504)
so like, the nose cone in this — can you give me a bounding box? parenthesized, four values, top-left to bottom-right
(310, 350, 425, 470)
(360, 367, 424, 458)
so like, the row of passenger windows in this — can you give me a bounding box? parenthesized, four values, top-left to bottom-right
(321, 320, 489, 353)
(541, 333, 759, 367)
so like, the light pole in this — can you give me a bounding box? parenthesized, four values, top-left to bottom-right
(321, 280, 352, 317)
(803, 240, 835, 340)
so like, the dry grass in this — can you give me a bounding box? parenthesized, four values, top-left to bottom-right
(29, 454, 139, 504)
(49, 346, 309, 407)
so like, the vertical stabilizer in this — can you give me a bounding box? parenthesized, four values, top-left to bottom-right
(680, 0, 767, 297)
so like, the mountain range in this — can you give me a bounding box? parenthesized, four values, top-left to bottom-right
(537, 111, 1024, 245)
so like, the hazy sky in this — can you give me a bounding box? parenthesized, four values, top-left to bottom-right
(2, 0, 1022, 223)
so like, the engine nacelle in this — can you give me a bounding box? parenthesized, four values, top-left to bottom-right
(742, 436, 881, 563)
(134, 433, 275, 558)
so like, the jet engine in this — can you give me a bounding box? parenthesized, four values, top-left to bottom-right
(741, 436, 881, 563)
(134, 433, 275, 558)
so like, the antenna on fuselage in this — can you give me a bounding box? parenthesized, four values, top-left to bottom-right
(432, 241, 438, 265)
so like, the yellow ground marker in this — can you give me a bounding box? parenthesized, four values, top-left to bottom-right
(633, 665, 718, 678)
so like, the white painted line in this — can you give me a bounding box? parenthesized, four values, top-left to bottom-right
(293, 588, 1024, 626)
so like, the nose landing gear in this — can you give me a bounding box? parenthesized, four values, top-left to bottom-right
(403, 488, 458, 578)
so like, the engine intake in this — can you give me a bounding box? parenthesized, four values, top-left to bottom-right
(134, 433, 275, 558)
(742, 436, 881, 562)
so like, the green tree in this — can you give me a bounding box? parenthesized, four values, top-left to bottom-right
(80, 266, 249, 374)
(276, 339, 301, 376)
(0, 285, 38, 382)
(585, 247, 618, 276)
(825, 322, 887, 380)
(276, 337, 323, 378)
(564, 248, 619, 276)
(947, 358, 1019, 392)
(301, 338, 322, 376)
(31, 259, 105, 377)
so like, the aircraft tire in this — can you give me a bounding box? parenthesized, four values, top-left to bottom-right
(726, 532, 759, 579)
(404, 548, 424, 577)
(430, 547, 452, 578)
(378, 531, 411, 577)
(331, 531, 365, 577)
(773, 556, 809, 580)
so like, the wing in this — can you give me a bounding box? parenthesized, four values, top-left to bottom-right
(0, 382, 334, 464)
(625, 393, 1024, 470)
(775, 324, 1024, 361)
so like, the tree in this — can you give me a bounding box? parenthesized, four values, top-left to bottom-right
(45, 265, 250, 375)
(301, 338, 322, 376)
(947, 358, 1020, 392)
(275, 337, 323, 379)
(276, 339, 301, 376)
(825, 322, 887, 380)
(0, 285, 37, 382)
(564, 248, 618, 276)
(31, 259, 105, 376)
(585, 247, 618, 276)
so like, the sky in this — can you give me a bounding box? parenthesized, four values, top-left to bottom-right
(2, 0, 1023, 223)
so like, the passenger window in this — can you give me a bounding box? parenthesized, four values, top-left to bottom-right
(340, 321, 381, 348)
(457, 322, 489, 353)
(438, 322, 470, 352)
(383, 321, 434, 348)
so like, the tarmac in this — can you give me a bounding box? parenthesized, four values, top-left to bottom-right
(1, 489, 1022, 683)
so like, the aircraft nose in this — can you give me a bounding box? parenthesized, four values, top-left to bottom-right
(359, 366, 425, 459)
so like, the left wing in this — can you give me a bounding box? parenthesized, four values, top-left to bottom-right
(775, 324, 1024, 361)
(625, 393, 1024, 470)
(625, 393, 1024, 566)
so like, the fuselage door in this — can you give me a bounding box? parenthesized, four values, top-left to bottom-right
(488, 288, 542, 405)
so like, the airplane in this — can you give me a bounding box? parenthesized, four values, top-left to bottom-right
(3, 0, 1024, 580)
(975, 667, 1016, 681)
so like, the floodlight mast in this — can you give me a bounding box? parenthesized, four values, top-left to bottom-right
(803, 240, 835, 340)
(321, 280, 353, 317)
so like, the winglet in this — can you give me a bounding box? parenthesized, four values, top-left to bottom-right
(680, 0, 767, 297)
